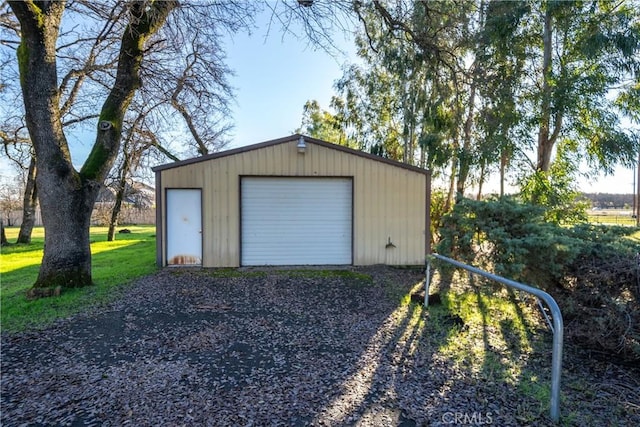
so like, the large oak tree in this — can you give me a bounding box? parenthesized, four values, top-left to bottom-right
(9, 0, 178, 288)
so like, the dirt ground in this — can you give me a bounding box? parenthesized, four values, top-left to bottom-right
(1, 267, 638, 426)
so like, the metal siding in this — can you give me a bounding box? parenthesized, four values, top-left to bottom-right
(353, 158, 368, 263)
(155, 172, 163, 266)
(159, 139, 427, 267)
(241, 177, 352, 265)
(202, 167, 213, 266)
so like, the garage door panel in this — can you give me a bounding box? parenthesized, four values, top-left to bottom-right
(241, 177, 352, 265)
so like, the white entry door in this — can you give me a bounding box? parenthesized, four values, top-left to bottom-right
(166, 189, 202, 266)
(241, 177, 352, 265)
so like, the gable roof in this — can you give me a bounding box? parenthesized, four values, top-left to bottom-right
(152, 134, 430, 175)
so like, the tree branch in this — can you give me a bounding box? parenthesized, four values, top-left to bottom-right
(169, 52, 210, 155)
(80, 0, 178, 181)
(136, 129, 180, 162)
(62, 114, 100, 127)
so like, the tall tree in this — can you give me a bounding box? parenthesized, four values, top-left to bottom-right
(298, 99, 356, 147)
(347, 0, 640, 202)
(339, 0, 462, 166)
(526, 1, 640, 174)
(16, 154, 37, 243)
(10, 0, 177, 288)
(0, 220, 7, 246)
(105, 104, 182, 242)
(345, 0, 480, 205)
(476, 0, 528, 196)
(4, 0, 259, 289)
(616, 75, 640, 227)
(1, 7, 40, 243)
(0, 128, 38, 243)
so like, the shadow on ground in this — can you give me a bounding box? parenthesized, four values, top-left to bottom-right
(1, 267, 638, 426)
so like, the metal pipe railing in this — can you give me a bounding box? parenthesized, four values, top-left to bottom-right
(425, 253, 564, 423)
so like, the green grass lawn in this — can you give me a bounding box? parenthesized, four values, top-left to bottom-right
(1, 225, 157, 332)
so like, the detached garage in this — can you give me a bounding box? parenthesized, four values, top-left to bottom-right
(153, 134, 430, 267)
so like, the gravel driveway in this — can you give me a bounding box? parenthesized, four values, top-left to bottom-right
(2, 267, 638, 426)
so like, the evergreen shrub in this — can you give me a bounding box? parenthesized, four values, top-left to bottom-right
(437, 197, 639, 363)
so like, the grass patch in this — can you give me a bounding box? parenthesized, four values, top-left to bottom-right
(419, 277, 553, 419)
(437, 286, 539, 378)
(587, 214, 637, 226)
(204, 268, 267, 279)
(279, 269, 373, 283)
(199, 268, 373, 283)
(295, 269, 374, 290)
(1, 226, 157, 332)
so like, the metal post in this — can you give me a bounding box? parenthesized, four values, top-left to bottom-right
(425, 253, 564, 423)
(424, 259, 431, 308)
(636, 150, 640, 227)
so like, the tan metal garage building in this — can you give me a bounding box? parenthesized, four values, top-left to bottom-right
(153, 134, 430, 267)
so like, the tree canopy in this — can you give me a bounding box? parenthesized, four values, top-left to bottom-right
(303, 0, 640, 203)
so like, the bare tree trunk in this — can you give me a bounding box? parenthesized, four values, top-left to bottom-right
(107, 158, 130, 242)
(36, 179, 97, 287)
(1, 220, 7, 246)
(402, 99, 416, 166)
(17, 155, 37, 244)
(457, 79, 477, 201)
(500, 149, 508, 197)
(476, 161, 485, 200)
(107, 117, 139, 242)
(537, 6, 554, 173)
(458, 2, 486, 200)
(10, 1, 176, 289)
(107, 188, 124, 242)
(637, 150, 640, 227)
(445, 159, 457, 212)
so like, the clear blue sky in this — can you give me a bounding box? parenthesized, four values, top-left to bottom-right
(223, 12, 353, 148)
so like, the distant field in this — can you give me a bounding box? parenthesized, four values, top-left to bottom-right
(588, 209, 638, 226)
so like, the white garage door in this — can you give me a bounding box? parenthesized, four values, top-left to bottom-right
(241, 177, 352, 265)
